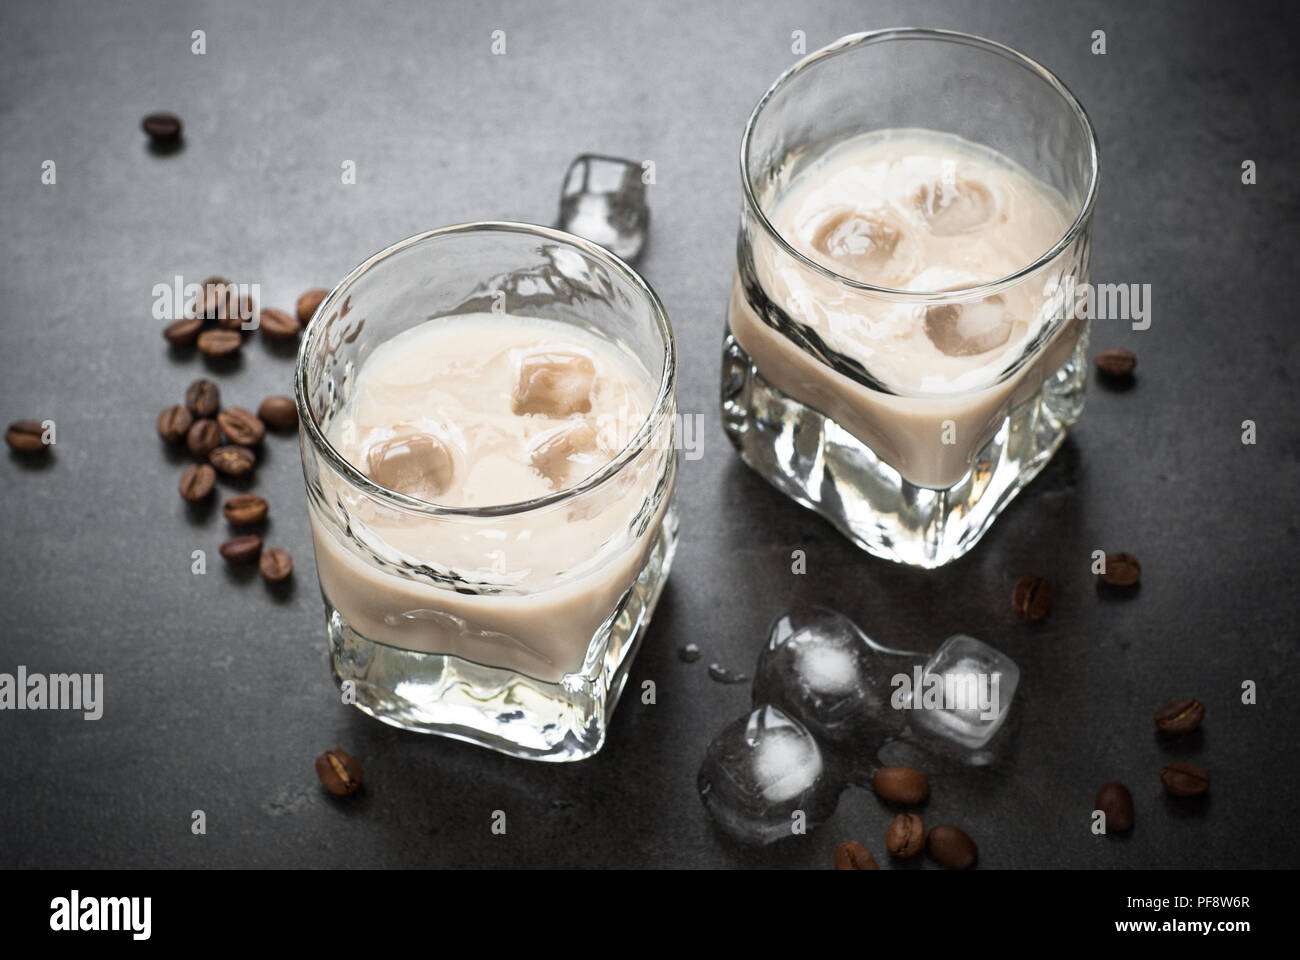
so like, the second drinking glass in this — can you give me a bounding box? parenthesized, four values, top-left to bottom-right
(722, 29, 1100, 567)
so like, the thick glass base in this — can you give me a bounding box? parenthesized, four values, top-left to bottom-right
(326, 504, 678, 761)
(720, 334, 1086, 568)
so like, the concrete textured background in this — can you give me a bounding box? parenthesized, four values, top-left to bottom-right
(1, 0, 1297, 867)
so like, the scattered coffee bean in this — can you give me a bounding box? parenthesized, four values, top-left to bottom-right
(190, 277, 229, 321)
(219, 535, 263, 565)
(833, 840, 878, 870)
(215, 288, 255, 331)
(1154, 697, 1204, 735)
(927, 825, 977, 869)
(259, 307, 301, 341)
(222, 493, 268, 526)
(6, 420, 47, 453)
(315, 748, 362, 796)
(1161, 761, 1210, 797)
(1095, 348, 1137, 378)
(157, 404, 192, 444)
(297, 288, 328, 325)
(1099, 551, 1141, 586)
(872, 766, 930, 805)
(142, 112, 182, 142)
(162, 317, 203, 345)
(209, 444, 256, 477)
(1095, 781, 1135, 832)
(886, 813, 926, 858)
(185, 378, 221, 418)
(186, 419, 221, 459)
(258, 395, 298, 431)
(259, 547, 293, 584)
(197, 328, 242, 358)
(217, 407, 265, 446)
(178, 463, 216, 501)
(1012, 574, 1054, 620)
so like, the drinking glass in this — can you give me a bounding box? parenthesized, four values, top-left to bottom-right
(722, 29, 1100, 567)
(296, 222, 678, 760)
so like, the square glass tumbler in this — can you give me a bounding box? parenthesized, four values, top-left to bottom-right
(295, 222, 678, 761)
(721, 29, 1100, 567)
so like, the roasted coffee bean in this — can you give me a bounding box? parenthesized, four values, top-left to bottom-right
(872, 766, 930, 805)
(259, 307, 301, 341)
(1161, 761, 1210, 797)
(833, 840, 878, 870)
(1154, 697, 1204, 735)
(189, 274, 218, 308)
(297, 288, 329, 325)
(191, 277, 229, 321)
(185, 378, 221, 418)
(1095, 782, 1135, 832)
(927, 825, 977, 869)
(209, 444, 256, 477)
(224, 289, 256, 330)
(197, 328, 242, 358)
(6, 420, 47, 453)
(886, 813, 926, 858)
(178, 463, 216, 501)
(259, 547, 293, 584)
(199, 281, 254, 330)
(315, 748, 362, 796)
(157, 404, 192, 444)
(186, 419, 221, 458)
(222, 493, 268, 526)
(1095, 348, 1137, 377)
(162, 316, 202, 345)
(142, 112, 182, 142)
(217, 407, 265, 446)
(1099, 552, 1141, 586)
(219, 535, 262, 565)
(1012, 574, 1054, 620)
(258, 395, 298, 431)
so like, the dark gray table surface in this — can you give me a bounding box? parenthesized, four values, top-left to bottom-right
(2, 0, 1297, 869)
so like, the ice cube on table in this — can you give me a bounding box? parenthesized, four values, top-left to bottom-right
(752, 606, 903, 747)
(906, 635, 1019, 749)
(697, 705, 842, 846)
(557, 155, 649, 263)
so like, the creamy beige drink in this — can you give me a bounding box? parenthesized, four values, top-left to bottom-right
(729, 129, 1082, 489)
(308, 313, 668, 683)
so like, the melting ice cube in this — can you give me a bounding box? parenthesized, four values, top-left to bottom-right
(528, 420, 599, 487)
(364, 428, 455, 501)
(807, 207, 902, 282)
(922, 297, 1013, 357)
(697, 705, 842, 846)
(752, 605, 904, 748)
(913, 176, 997, 236)
(557, 155, 650, 263)
(905, 634, 1020, 750)
(511, 350, 596, 417)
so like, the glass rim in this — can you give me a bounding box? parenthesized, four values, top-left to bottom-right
(293, 220, 677, 519)
(739, 27, 1102, 301)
